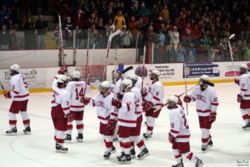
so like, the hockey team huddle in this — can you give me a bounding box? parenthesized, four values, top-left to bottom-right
(3, 63, 250, 167)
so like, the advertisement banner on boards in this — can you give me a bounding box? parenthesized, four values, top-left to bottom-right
(0, 68, 47, 89)
(183, 63, 220, 78)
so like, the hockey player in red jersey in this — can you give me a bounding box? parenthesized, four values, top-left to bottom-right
(110, 79, 137, 163)
(82, 81, 116, 159)
(4, 64, 31, 135)
(126, 72, 149, 159)
(65, 71, 89, 142)
(184, 75, 218, 151)
(51, 75, 73, 152)
(167, 96, 203, 167)
(142, 69, 164, 138)
(235, 64, 250, 129)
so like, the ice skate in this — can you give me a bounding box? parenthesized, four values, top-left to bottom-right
(195, 158, 204, 167)
(208, 139, 213, 147)
(6, 127, 17, 135)
(172, 159, 184, 167)
(23, 126, 31, 134)
(103, 146, 116, 159)
(65, 134, 72, 141)
(76, 133, 83, 142)
(117, 152, 131, 163)
(143, 132, 152, 139)
(137, 147, 149, 159)
(130, 148, 136, 159)
(56, 143, 68, 153)
(242, 122, 250, 129)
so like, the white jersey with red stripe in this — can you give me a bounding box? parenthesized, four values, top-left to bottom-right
(131, 86, 143, 118)
(10, 73, 29, 101)
(51, 76, 60, 107)
(91, 93, 115, 124)
(116, 91, 137, 127)
(112, 78, 122, 96)
(66, 80, 89, 112)
(53, 88, 71, 115)
(144, 80, 164, 108)
(168, 105, 190, 142)
(239, 73, 250, 100)
(190, 85, 219, 116)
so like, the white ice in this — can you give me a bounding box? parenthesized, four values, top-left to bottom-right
(0, 83, 250, 167)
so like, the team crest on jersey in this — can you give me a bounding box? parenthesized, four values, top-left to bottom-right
(197, 95, 206, 103)
(96, 101, 105, 108)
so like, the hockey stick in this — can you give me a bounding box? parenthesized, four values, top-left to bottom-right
(228, 34, 236, 77)
(183, 62, 189, 115)
(58, 13, 65, 66)
(0, 81, 5, 90)
(102, 29, 121, 81)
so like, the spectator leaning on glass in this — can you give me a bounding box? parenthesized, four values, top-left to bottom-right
(169, 26, 179, 51)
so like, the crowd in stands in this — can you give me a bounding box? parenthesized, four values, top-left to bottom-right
(0, 0, 249, 62)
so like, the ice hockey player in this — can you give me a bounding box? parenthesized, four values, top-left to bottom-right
(51, 75, 73, 153)
(65, 71, 89, 142)
(110, 79, 137, 163)
(142, 69, 164, 138)
(184, 75, 218, 151)
(4, 64, 31, 135)
(166, 96, 204, 167)
(126, 72, 149, 159)
(234, 64, 250, 129)
(82, 81, 116, 159)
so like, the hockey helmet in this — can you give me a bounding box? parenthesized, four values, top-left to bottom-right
(57, 75, 68, 84)
(239, 64, 248, 74)
(72, 71, 81, 79)
(10, 64, 20, 72)
(166, 96, 178, 108)
(99, 81, 111, 95)
(135, 65, 148, 77)
(120, 79, 133, 92)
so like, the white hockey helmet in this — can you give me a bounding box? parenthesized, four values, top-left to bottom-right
(100, 81, 111, 89)
(200, 74, 209, 82)
(240, 64, 248, 70)
(10, 64, 20, 72)
(150, 69, 160, 77)
(127, 71, 138, 81)
(57, 75, 68, 83)
(72, 70, 81, 79)
(121, 79, 133, 92)
(166, 96, 179, 104)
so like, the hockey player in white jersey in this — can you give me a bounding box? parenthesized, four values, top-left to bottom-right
(110, 79, 137, 163)
(4, 64, 31, 135)
(51, 75, 73, 152)
(234, 64, 250, 129)
(142, 69, 164, 138)
(82, 81, 116, 159)
(167, 96, 203, 167)
(184, 75, 218, 151)
(126, 72, 149, 159)
(65, 71, 89, 142)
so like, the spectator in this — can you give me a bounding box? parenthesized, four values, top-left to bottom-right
(114, 10, 126, 30)
(64, 16, 74, 47)
(9, 25, 18, 50)
(127, 16, 138, 38)
(121, 30, 133, 48)
(175, 43, 186, 62)
(35, 15, 47, 49)
(74, 9, 88, 29)
(160, 5, 169, 22)
(158, 31, 166, 47)
(0, 25, 10, 49)
(23, 17, 36, 49)
(168, 25, 180, 50)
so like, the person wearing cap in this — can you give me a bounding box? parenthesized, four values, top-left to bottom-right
(167, 96, 204, 167)
(142, 69, 164, 139)
(234, 64, 250, 129)
(51, 75, 73, 153)
(64, 70, 90, 142)
(4, 64, 31, 135)
(183, 75, 218, 151)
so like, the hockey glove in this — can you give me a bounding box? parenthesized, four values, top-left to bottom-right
(111, 98, 122, 108)
(183, 95, 192, 103)
(142, 101, 153, 112)
(237, 94, 242, 103)
(168, 133, 176, 144)
(81, 97, 91, 105)
(209, 112, 217, 123)
(4, 91, 11, 98)
(66, 113, 74, 122)
(234, 78, 240, 85)
(106, 119, 116, 131)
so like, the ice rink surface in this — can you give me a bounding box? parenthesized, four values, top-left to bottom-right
(0, 82, 250, 167)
